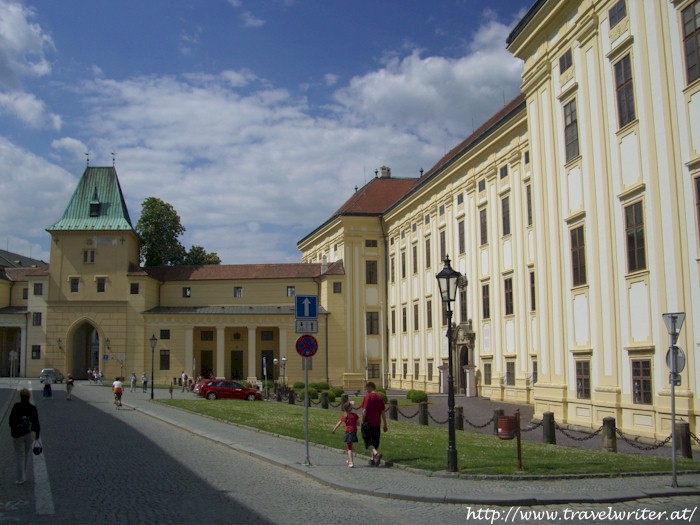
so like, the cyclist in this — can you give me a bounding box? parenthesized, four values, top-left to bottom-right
(112, 378, 124, 407)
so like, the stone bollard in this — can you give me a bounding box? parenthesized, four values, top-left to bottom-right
(602, 417, 617, 452)
(389, 399, 398, 421)
(321, 391, 329, 409)
(542, 412, 556, 445)
(288, 390, 295, 405)
(456, 406, 464, 431)
(675, 421, 693, 459)
(493, 409, 504, 435)
(276, 390, 282, 402)
(341, 394, 349, 405)
(419, 402, 428, 426)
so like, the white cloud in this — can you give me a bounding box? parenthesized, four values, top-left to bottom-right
(241, 11, 265, 28)
(0, 0, 54, 89)
(323, 73, 339, 87)
(0, 90, 61, 129)
(51, 136, 88, 162)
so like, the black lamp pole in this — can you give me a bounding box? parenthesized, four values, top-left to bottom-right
(436, 255, 461, 472)
(149, 334, 157, 400)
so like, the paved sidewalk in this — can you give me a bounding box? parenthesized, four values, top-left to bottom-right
(63, 382, 700, 506)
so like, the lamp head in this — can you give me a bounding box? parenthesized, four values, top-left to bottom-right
(436, 255, 461, 303)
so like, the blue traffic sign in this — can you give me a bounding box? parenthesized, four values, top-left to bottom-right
(295, 295, 318, 319)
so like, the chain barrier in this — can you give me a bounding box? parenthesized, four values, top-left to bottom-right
(520, 420, 543, 433)
(329, 400, 343, 408)
(690, 431, 700, 446)
(615, 429, 672, 451)
(397, 407, 420, 419)
(428, 411, 449, 425)
(554, 422, 603, 441)
(463, 416, 494, 429)
(309, 398, 321, 405)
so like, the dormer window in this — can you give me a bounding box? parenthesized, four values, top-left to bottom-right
(90, 202, 100, 217)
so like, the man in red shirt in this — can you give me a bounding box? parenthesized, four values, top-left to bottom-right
(361, 381, 388, 466)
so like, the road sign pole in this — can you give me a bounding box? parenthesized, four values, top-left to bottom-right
(303, 357, 311, 466)
(670, 318, 677, 488)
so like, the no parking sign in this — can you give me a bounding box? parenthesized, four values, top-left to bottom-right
(295, 335, 318, 358)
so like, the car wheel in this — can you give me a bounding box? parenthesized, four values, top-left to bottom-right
(206, 392, 217, 400)
(247, 393, 257, 401)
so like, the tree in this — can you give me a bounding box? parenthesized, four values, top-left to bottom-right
(136, 197, 186, 266)
(184, 245, 221, 265)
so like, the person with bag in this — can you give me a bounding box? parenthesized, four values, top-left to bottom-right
(9, 388, 41, 485)
(361, 381, 388, 466)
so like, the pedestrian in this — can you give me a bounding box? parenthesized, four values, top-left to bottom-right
(66, 374, 74, 400)
(181, 371, 188, 392)
(361, 381, 388, 466)
(130, 373, 137, 392)
(87, 368, 93, 383)
(112, 378, 123, 407)
(332, 401, 359, 467)
(42, 374, 53, 398)
(9, 388, 41, 485)
(141, 373, 148, 393)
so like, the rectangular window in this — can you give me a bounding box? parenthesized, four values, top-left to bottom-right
(401, 251, 406, 279)
(530, 271, 536, 312)
(478, 179, 486, 192)
(183, 287, 191, 298)
(479, 208, 488, 245)
(333, 282, 342, 294)
(526, 184, 533, 226)
(683, 1, 700, 84)
(412, 244, 418, 274)
(504, 277, 514, 316)
(159, 349, 170, 370)
(482, 284, 490, 319)
(200, 330, 214, 341)
(576, 360, 591, 399)
(425, 238, 431, 268)
(413, 302, 419, 331)
(96, 277, 106, 293)
(402, 362, 408, 380)
(426, 299, 433, 329)
(524, 151, 530, 164)
(625, 201, 646, 272)
(391, 309, 396, 334)
(564, 99, 579, 162)
(457, 193, 463, 205)
(499, 165, 508, 179)
(286, 286, 295, 297)
(31, 345, 41, 359)
(402, 307, 407, 332)
(439, 230, 446, 261)
(70, 278, 79, 293)
(559, 49, 572, 73)
(439, 204, 445, 216)
(484, 363, 492, 385)
(392, 361, 396, 379)
(506, 361, 515, 386)
(367, 363, 380, 378)
(33, 283, 43, 296)
(696, 176, 700, 239)
(424, 214, 430, 224)
(366, 312, 379, 335)
(428, 362, 433, 381)
(571, 225, 587, 286)
(532, 360, 538, 384)
(609, 0, 627, 28)
(234, 286, 243, 298)
(83, 250, 95, 263)
(261, 330, 274, 341)
(614, 54, 635, 127)
(160, 329, 171, 340)
(412, 223, 417, 232)
(22, 288, 28, 300)
(441, 301, 448, 326)
(501, 196, 510, 236)
(130, 282, 139, 295)
(365, 239, 378, 248)
(414, 361, 420, 379)
(632, 359, 652, 404)
(459, 288, 467, 323)
(390, 256, 395, 283)
(32, 312, 42, 326)
(458, 220, 465, 254)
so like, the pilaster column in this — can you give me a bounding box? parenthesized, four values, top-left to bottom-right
(216, 326, 225, 378)
(185, 327, 193, 377)
(247, 326, 257, 381)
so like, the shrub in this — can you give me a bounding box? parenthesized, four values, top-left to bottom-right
(407, 389, 428, 403)
(298, 387, 318, 401)
(330, 386, 344, 398)
(311, 381, 330, 391)
(323, 390, 336, 403)
(293, 381, 305, 389)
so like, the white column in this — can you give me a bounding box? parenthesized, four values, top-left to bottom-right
(184, 327, 193, 378)
(216, 326, 225, 378)
(247, 326, 257, 381)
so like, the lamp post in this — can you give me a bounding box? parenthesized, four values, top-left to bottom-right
(436, 255, 462, 472)
(149, 334, 157, 400)
(662, 312, 685, 488)
(281, 356, 287, 386)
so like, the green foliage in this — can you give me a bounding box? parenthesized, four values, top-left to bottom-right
(323, 391, 336, 403)
(298, 387, 318, 401)
(293, 381, 305, 389)
(330, 387, 344, 398)
(136, 197, 187, 266)
(311, 381, 330, 391)
(184, 245, 221, 265)
(407, 389, 428, 403)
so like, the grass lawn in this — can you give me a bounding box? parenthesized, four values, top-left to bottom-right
(157, 398, 698, 476)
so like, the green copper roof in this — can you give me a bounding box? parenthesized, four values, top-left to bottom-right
(47, 166, 136, 232)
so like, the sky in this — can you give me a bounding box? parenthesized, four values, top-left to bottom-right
(0, 0, 531, 265)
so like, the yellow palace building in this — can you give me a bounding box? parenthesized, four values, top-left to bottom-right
(2, 0, 699, 439)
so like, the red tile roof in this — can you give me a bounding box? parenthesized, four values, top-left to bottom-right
(140, 260, 344, 282)
(333, 176, 419, 216)
(2, 266, 50, 282)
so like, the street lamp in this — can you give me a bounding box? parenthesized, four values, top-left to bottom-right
(436, 255, 462, 472)
(662, 312, 685, 488)
(149, 334, 157, 400)
(281, 356, 287, 386)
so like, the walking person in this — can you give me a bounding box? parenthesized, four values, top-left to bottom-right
(42, 374, 53, 398)
(332, 401, 359, 467)
(9, 389, 41, 485)
(181, 371, 188, 392)
(66, 374, 74, 400)
(361, 381, 388, 466)
(130, 373, 137, 392)
(141, 373, 148, 393)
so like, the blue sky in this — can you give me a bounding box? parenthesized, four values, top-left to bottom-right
(0, 0, 531, 264)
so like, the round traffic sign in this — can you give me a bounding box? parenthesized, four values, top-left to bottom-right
(296, 334, 318, 357)
(665, 345, 686, 373)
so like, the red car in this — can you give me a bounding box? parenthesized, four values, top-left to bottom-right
(198, 379, 262, 401)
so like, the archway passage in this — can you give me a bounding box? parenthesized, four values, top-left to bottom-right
(68, 322, 100, 379)
(459, 345, 469, 393)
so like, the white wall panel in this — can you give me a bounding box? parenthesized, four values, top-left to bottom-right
(629, 281, 651, 344)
